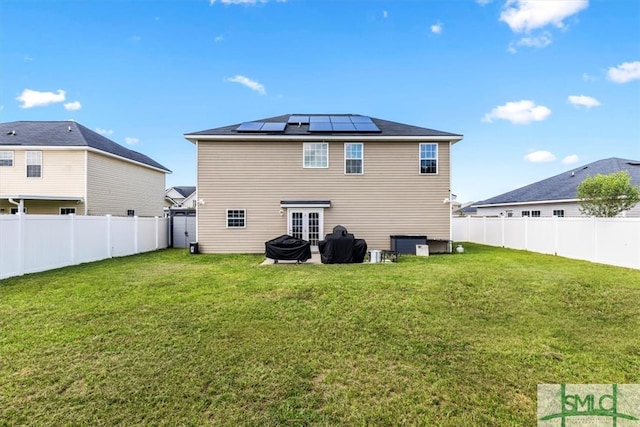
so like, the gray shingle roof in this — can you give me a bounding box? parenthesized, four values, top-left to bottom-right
(0, 121, 171, 172)
(186, 114, 462, 138)
(170, 186, 196, 197)
(475, 158, 640, 206)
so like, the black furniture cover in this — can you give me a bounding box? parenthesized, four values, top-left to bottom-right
(319, 225, 367, 264)
(265, 234, 311, 262)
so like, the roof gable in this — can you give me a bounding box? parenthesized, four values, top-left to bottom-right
(476, 158, 640, 206)
(0, 121, 171, 172)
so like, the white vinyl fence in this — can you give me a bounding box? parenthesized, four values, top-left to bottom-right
(453, 216, 640, 270)
(0, 214, 168, 280)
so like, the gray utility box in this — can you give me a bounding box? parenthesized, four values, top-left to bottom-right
(390, 235, 427, 255)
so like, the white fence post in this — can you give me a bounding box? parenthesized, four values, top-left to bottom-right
(106, 214, 113, 258)
(17, 213, 25, 277)
(70, 214, 77, 265)
(134, 216, 139, 253)
(155, 216, 159, 250)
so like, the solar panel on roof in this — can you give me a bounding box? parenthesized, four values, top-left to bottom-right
(261, 122, 287, 132)
(308, 122, 333, 131)
(353, 122, 380, 132)
(236, 122, 264, 131)
(332, 122, 357, 131)
(329, 116, 351, 123)
(349, 115, 373, 123)
(288, 115, 309, 124)
(309, 116, 331, 122)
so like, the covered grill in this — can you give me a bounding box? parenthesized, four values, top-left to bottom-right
(319, 225, 367, 264)
(265, 234, 312, 263)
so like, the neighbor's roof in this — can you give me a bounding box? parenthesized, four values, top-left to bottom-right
(167, 186, 196, 197)
(0, 121, 171, 173)
(475, 158, 640, 207)
(185, 114, 462, 142)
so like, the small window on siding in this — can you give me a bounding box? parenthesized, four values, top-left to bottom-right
(26, 151, 42, 177)
(419, 143, 438, 174)
(227, 209, 246, 228)
(553, 209, 565, 217)
(344, 143, 363, 174)
(521, 211, 530, 217)
(0, 151, 13, 167)
(531, 210, 541, 217)
(127, 209, 135, 217)
(303, 143, 328, 168)
(60, 208, 76, 215)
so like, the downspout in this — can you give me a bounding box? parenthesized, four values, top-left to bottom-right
(8, 198, 24, 214)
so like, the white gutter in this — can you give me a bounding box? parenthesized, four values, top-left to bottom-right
(184, 134, 463, 144)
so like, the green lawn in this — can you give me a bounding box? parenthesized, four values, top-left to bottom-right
(1, 244, 639, 426)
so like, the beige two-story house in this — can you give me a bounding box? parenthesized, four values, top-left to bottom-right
(0, 121, 171, 216)
(185, 114, 463, 253)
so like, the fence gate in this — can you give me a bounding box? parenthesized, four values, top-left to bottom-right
(170, 210, 196, 248)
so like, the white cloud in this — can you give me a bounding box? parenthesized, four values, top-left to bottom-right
(568, 95, 600, 108)
(607, 61, 640, 83)
(500, 0, 588, 33)
(476, 0, 494, 5)
(582, 73, 597, 82)
(96, 128, 114, 136)
(525, 150, 556, 163)
(482, 100, 551, 124)
(16, 89, 66, 109)
(562, 154, 579, 164)
(431, 22, 443, 34)
(226, 75, 267, 95)
(383, 10, 388, 19)
(508, 32, 553, 53)
(64, 101, 82, 111)
(214, 35, 224, 42)
(125, 137, 140, 145)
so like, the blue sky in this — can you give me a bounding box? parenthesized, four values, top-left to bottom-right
(1, 0, 638, 203)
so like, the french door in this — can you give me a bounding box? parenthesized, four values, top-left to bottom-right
(287, 209, 324, 251)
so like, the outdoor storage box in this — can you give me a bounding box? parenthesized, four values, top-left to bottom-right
(390, 235, 427, 255)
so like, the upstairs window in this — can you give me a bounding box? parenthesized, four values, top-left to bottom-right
(344, 143, 363, 174)
(0, 151, 13, 167)
(553, 209, 565, 217)
(531, 210, 541, 217)
(26, 151, 42, 178)
(303, 143, 328, 168)
(521, 211, 530, 217)
(419, 143, 438, 174)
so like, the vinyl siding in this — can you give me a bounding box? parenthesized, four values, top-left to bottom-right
(86, 152, 166, 217)
(197, 140, 452, 253)
(0, 149, 85, 197)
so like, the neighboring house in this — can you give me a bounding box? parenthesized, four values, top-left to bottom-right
(0, 121, 171, 216)
(165, 186, 197, 209)
(473, 157, 640, 218)
(184, 114, 463, 253)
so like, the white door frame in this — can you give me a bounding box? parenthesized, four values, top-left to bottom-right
(287, 208, 324, 251)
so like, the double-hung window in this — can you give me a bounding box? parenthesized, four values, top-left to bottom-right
(227, 209, 246, 228)
(419, 143, 437, 174)
(303, 143, 328, 168)
(344, 143, 363, 174)
(0, 151, 13, 167)
(26, 151, 42, 178)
